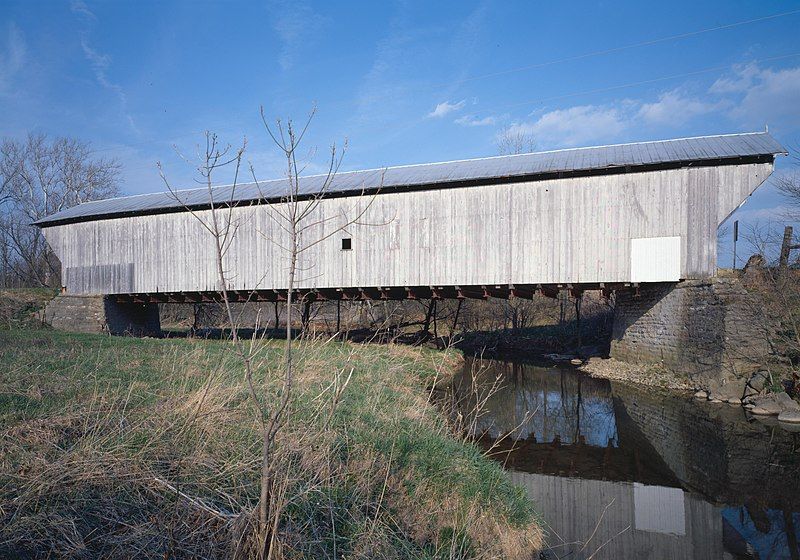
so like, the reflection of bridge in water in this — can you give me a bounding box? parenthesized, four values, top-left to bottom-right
(452, 358, 800, 559)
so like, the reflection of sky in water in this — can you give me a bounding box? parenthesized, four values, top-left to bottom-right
(723, 507, 800, 559)
(511, 393, 618, 447)
(473, 367, 619, 447)
(468, 360, 800, 559)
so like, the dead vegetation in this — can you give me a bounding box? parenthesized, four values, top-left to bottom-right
(0, 330, 542, 559)
(0, 288, 56, 329)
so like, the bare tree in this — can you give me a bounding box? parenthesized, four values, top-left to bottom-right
(496, 128, 536, 156)
(159, 107, 382, 558)
(775, 146, 800, 218)
(0, 133, 120, 287)
(742, 221, 787, 265)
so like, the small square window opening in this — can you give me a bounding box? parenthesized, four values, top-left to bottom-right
(341, 238, 352, 251)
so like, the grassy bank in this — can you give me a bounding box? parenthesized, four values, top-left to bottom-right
(0, 288, 57, 329)
(0, 328, 541, 559)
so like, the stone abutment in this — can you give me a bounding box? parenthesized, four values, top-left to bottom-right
(610, 278, 773, 396)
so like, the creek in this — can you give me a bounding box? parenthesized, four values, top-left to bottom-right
(452, 357, 800, 559)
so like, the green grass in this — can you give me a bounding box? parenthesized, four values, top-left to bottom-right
(0, 329, 540, 559)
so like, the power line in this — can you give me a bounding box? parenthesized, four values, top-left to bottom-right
(428, 8, 800, 89)
(106, 51, 800, 177)
(88, 9, 800, 158)
(485, 51, 800, 113)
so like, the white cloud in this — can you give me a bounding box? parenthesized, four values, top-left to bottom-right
(637, 90, 723, 126)
(270, 0, 325, 71)
(428, 100, 466, 118)
(81, 39, 127, 106)
(74, 9, 138, 133)
(503, 104, 630, 147)
(509, 90, 720, 148)
(455, 114, 498, 127)
(70, 0, 96, 20)
(489, 59, 800, 149)
(727, 64, 800, 127)
(0, 24, 26, 94)
(709, 63, 759, 94)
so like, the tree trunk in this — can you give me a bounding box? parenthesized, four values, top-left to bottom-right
(780, 225, 793, 271)
(422, 299, 435, 339)
(452, 299, 463, 334)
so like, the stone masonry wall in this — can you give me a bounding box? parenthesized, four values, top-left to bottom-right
(613, 382, 800, 510)
(44, 295, 107, 334)
(44, 295, 161, 337)
(611, 278, 773, 394)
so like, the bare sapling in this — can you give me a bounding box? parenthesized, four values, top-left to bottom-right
(250, 105, 385, 556)
(160, 133, 285, 555)
(159, 106, 384, 558)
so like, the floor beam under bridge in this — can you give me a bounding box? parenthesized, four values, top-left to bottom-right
(106, 282, 633, 305)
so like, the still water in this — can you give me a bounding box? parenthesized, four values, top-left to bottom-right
(452, 358, 800, 560)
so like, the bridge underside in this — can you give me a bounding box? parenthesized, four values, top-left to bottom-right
(47, 277, 773, 400)
(107, 282, 638, 304)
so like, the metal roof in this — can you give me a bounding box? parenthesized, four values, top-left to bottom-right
(35, 131, 786, 227)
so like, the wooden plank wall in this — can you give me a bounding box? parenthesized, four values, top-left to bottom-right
(512, 472, 724, 559)
(43, 162, 773, 295)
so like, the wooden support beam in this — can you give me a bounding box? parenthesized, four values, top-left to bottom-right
(482, 285, 509, 299)
(317, 288, 340, 301)
(384, 287, 407, 300)
(103, 281, 646, 307)
(255, 290, 277, 302)
(457, 287, 486, 300)
(539, 286, 559, 299)
(340, 288, 359, 301)
(510, 285, 535, 299)
(361, 287, 382, 300)
(407, 286, 433, 299)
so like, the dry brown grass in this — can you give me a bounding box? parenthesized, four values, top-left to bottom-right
(1, 330, 541, 559)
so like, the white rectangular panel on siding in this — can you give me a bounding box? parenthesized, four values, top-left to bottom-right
(630, 236, 681, 282)
(633, 483, 686, 536)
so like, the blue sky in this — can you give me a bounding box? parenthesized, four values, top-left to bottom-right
(2, 1, 800, 265)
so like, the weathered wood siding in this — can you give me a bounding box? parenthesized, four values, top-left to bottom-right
(512, 472, 724, 559)
(43, 162, 773, 295)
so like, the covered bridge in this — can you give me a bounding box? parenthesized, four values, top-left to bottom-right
(36, 131, 785, 304)
(37, 131, 786, 365)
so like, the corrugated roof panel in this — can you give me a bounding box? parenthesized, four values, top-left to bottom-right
(35, 131, 787, 226)
(662, 140, 680, 163)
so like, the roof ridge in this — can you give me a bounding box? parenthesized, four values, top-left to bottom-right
(80, 131, 781, 204)
(36, 131, 785, 226)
